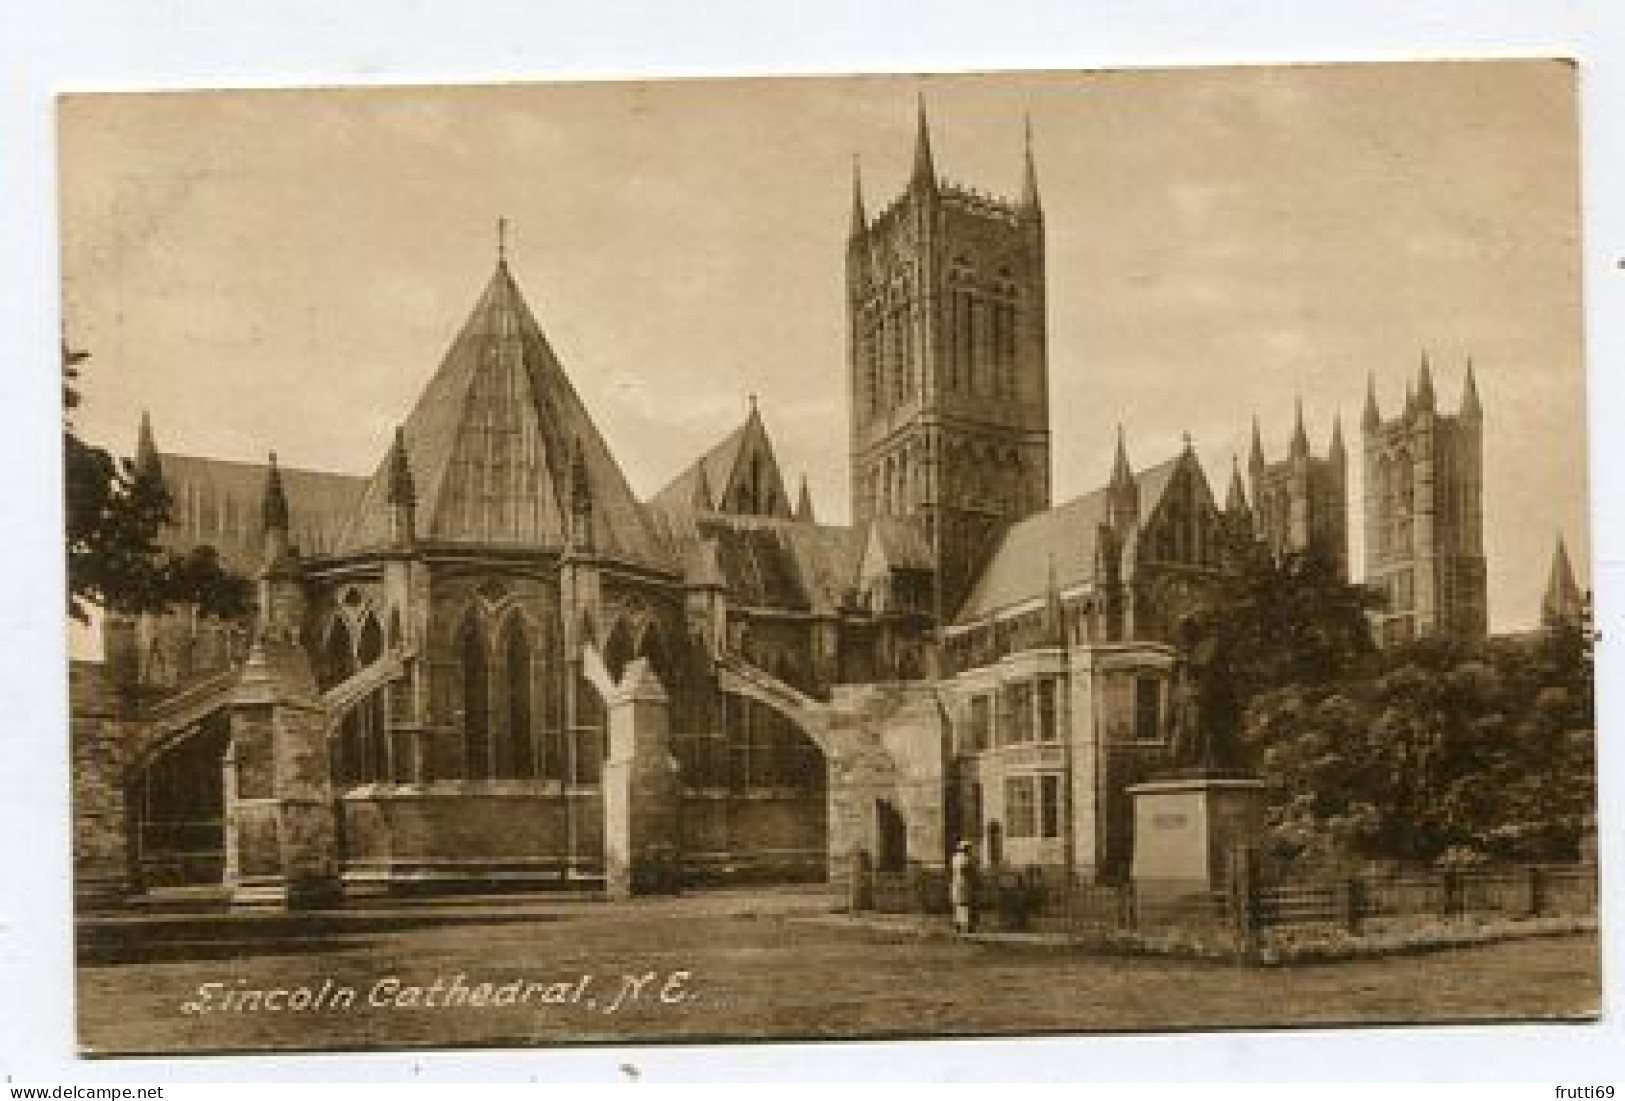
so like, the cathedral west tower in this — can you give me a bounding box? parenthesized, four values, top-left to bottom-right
(1362, 356, 1487, 646)
(847, 104, 1050, 622)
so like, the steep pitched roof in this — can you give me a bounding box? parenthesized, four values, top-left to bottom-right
(655, 421, 747, 518)
(336, 261, 672, 571)
(1135, 455, 1183, 519)
(1542, 535, 1584, 626)
(156, 452, 365, 574)
(954, 455, 1184, 625)
(662, 513, 862, 614)
(650, 402, 792, 522)
(777, 521, 865, 612)
(859, 516, 934, 577)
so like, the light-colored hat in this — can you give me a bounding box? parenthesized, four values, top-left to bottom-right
(957, 840, 972, 851)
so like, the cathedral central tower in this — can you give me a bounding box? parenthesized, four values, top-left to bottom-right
(847, 104, 1050, 620)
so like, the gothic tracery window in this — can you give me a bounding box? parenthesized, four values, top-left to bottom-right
(459, 613, 491, 780)
(993, 270, 1018, 398)
(502, 614, 534, 779)
(604, 617, 635, 683)
(322, 617, 359, 784)
(357, 613, 384, 782)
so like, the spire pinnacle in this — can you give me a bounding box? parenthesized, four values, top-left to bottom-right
(1362, 372, 1381, 431)
(911, 93, 937, 193)
(1461, 357, 1482, 421)
(1290, 398, 1309, 458)
(692, 461, 715, 513)
(1542, 532, 1583, 628)
(1110, 423, 1133, 487)
(386, 426, 417, 548)
(261, 451, 289, 535)
(1225, 456, 1250, 515)
(1042, 551, 1064, 645)
(1329, 412, 1346, 461)
(386, 425, 415, 508)
(1020, 113, 1041, 213)
(1108, 425, 1139, 532)
(795, 473, 815, 523)
(1416, 350, 1436, 413)
(849, 155, 867, 239)
(256, 451, 300, 583)
(1248, 414, 1265, 470)
(134, 409, 162, 482)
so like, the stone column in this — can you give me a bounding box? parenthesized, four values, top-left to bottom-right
(601, 658, 682, 899)
(225, 638, 341, 909)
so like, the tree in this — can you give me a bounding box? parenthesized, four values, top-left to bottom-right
(1242, 630, 1596, 866)
(1181, 536, 1593, 866)
(1180, 540, 1381, 768)
(64, 343, 249, 623)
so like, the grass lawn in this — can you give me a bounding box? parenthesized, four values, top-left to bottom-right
(76, 892, 1601, 1056)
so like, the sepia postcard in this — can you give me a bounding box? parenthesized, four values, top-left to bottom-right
(59, 62, 1599, 1058)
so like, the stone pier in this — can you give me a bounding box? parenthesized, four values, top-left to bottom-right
(601, 658, 683, 898)
(1127, 772, 1265, 896)
(225, 638, 341, 909)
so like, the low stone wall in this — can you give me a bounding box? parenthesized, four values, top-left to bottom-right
(680, 790, 826, 884)
(339, 783, 604, 886)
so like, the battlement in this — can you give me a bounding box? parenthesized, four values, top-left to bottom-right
(940, 180, 1024, 223)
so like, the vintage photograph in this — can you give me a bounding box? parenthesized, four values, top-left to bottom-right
(61, 62, 1598, 1056)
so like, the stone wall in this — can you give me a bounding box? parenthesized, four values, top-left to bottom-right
(824, 682, 949, 888)
(70, 661, 133, 907)
(341, 784, 601, 885)
(680, 793, 826, 882)
(601, 660, 682, 898)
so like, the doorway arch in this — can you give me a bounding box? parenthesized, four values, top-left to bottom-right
(875, 798, 908, 873)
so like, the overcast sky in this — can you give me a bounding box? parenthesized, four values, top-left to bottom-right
(60, 61, 1586, 633)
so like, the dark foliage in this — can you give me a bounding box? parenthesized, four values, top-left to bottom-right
(1181, 540, 1382, 768)
(1242, 606, 1595, 866)
(1182, 533, 1593, 865)
(64, 344, 251, 623)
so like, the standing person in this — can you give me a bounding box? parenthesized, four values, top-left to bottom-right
(950, 840, 976, 934)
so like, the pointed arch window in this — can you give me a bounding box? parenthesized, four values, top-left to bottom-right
(357, 613, 385, 783)
(604, 618, 635, 683)
(634, 620, 674, 724)
(863, 310, 882, 417)
(502, 615, 534, 779)
(893, 297, 907, 405)
(460, 614, 491, 780)
(949, 257, 974, 393)
(993, 270, 1019, 399)
(321, 618, 359, 784)
(539, 618, 563, 782)
(636, 622, 671, 682)
(574, 667, 605, 785)
(319, 617, 354, 691)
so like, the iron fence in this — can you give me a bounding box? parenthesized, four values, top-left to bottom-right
(852, 856, 1597, 949)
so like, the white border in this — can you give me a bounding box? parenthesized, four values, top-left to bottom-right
(3, 0, 1619, 1083)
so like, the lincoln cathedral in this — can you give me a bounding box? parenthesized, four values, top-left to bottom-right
(72, 105, 1500, 908)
